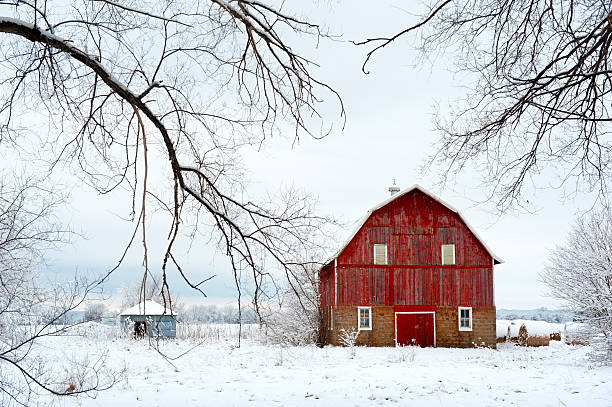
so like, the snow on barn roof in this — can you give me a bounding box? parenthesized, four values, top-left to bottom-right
(326, 184, 503, 265)
(119, 300, 175, 316)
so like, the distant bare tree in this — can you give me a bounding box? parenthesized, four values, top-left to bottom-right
(117, 273, 163, 311)
(181, 304, 257, 324)
(117, 274, 185, 318)
(0, 1, 342, 318)
(0, 175, 119, 405)
(542, 208, 612, 362)
(357, 0, 612, 211)
(83, 302, 107, 322)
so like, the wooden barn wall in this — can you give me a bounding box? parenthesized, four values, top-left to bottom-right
(337, 190, 491, 266)
(336, 267, 493, 306)
(318, 262, 335, 307)
(330, 189, 494, 307)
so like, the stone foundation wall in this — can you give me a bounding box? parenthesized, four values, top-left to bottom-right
(324, 305, 496, 348)
(327, 306, 395, 347)
(435, 305, 496, 348)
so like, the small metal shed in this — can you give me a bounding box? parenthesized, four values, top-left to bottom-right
(119, 300, 177, 339)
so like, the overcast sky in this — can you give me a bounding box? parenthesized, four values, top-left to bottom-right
(42, 0, 593, 310)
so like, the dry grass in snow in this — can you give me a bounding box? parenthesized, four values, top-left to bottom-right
(30, 323, 612, 407)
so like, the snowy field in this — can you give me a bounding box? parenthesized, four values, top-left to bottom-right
(32, 323, 612, 407)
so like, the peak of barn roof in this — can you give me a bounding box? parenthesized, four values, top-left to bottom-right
(119, 300, 175, 316)
(326, 184, 503, 265)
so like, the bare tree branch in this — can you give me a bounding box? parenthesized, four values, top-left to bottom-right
(357, 0, 612, 212)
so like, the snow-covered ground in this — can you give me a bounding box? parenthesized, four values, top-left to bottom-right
(34, 323, 612, 407)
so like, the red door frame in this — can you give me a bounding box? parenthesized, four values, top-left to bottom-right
(394, 312, 436, 347)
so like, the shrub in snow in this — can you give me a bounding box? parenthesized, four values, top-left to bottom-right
(273, 348, 285, 366)
(471, 340, 491, 349)
(564, 323, 590, 346)
(261, 298, 320, 346)
(391, 345, 416, 363)
(338, 328, 360, 358)
(260, 264, 324, 347)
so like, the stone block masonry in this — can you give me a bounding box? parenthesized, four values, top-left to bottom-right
(435, 306, 496, 348)
(328, 306, 395, 347)
(324, 305, 496, 348)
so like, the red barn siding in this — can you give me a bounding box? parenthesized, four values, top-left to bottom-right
(318, 262, 334, 307)
(334, 266, 494, 307)
(337, 193, 491, 267)
(327, 189, 494, 308)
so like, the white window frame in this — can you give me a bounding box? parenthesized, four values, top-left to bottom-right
(441, 244, 456, 265)
(357, 306, 372, 331)
(373, 244, 388, 265)
(329, 306, 333, 331)
(458, 306, 472, 331)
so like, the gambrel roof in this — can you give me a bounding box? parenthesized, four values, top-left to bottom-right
(326, 184, 503, 265)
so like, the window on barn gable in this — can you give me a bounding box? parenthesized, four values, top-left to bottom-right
(358, 307, 372, 330)
(458, 307, 472, 331)
(373, 244, 387, 265)
(441, 244, 455, 265)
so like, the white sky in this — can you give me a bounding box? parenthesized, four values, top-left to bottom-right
(41, 0, 592, 310)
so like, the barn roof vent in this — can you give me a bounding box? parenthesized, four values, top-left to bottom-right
(388, 180, 400, 196)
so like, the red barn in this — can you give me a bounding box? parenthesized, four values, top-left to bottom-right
(319, 185, 503, 348)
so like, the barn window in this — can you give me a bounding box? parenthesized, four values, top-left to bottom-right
(358, 307, 372, 330)
(441, 244, 455, 265)
(373, 244, 387, 265)
(458, 307, 472, 331)
(329, 306, 333, 331)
